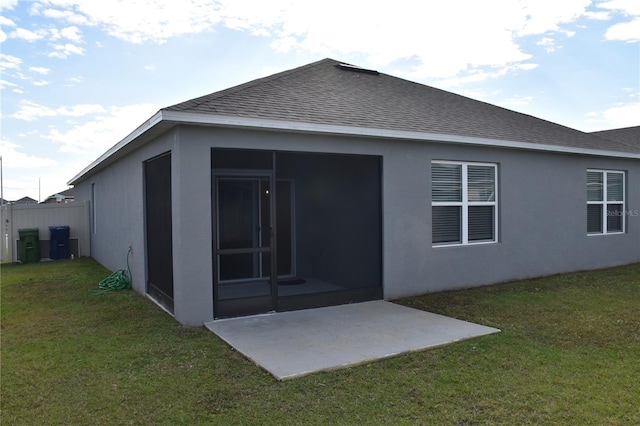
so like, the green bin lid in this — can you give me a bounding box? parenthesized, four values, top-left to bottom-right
(18, 228, 39, 235)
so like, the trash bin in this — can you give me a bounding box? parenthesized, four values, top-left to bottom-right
(49, 226, 70, 260)
(18, 228, 41, 263)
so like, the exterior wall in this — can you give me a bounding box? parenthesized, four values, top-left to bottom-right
(382, 141, 639, 298)
(73, 130, 176, 311)
(170, 128, 214, 324)
(73, 124, 640, 326)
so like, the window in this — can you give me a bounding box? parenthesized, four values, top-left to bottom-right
(587, 170, 625, 235)
(432, 161, 498, 245)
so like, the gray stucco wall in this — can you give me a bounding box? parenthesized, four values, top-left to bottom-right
(73, 124, 640, 325)
(73, 130, 176, 311)
(383, 141, 639, 298)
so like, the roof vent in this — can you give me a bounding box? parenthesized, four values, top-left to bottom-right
(336, 63, 379, 75)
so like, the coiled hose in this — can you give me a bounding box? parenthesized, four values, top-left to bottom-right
(93, 247, 132, 295)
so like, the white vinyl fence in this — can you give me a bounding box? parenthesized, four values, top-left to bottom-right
(0, 201, 90, 263)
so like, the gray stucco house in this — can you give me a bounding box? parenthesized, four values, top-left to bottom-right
(69, 58, 640, 326)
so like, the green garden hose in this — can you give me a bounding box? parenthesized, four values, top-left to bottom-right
(93, 247, 132, 295)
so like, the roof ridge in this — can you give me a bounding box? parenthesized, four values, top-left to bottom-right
(591, 125, 640, 133)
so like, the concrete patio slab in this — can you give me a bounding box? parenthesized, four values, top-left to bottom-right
(205, 301, 500, 380)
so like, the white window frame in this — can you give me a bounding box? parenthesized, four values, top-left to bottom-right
(432, 160, 498, 247)
(587, 169, 625, 236)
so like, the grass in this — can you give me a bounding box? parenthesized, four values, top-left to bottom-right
(1, 258, 639, 425)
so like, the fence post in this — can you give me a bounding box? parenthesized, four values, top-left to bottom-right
(1, 204, 13, 263)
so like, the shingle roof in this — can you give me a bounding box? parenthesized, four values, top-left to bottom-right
(14, 197, 38, 204)
(165, 58, 639, 155)
(591, 126, 639, 151)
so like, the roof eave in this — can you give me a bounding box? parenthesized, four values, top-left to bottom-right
(68, 110, 640, 185)
(161, 111, 640, 159)
(67, 110, 171, 185)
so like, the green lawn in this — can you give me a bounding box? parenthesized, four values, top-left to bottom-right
(2, 259, 639, 425)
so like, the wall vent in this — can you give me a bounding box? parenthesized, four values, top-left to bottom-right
(336, 63, 380, 75)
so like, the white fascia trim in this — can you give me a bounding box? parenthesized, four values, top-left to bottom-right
(162, 111, 639, 159)
(68, 110, 639, 185)
(67, 111, 164, 185)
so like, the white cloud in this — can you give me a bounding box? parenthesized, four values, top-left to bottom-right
(0, 79, 17, 89)
(214, 0, 595, 79)
(34, 0, 222, 43)
(34, 4, 92, 26)
(57, 104, 107, 117)
(10, 100, 106, 121)
(0, 139, 57, 170)
(604, 18, 640, 41)
(0, 137, 69, 201)
(0, 53, 22, 71)
(0, 15, 16, 27)
(48, 42, 84, 58)
(264, 0, 534, 78)
(3, 103, 157, 199)
(516, 0, 591, 35)
(0, 16, 15, 43)
(9, 27, 45, 42)
(50, 25, 83, 42)
(10, 101, 57, 121)
(65, 76, 83, 85)
(598, 0, 640, 15)
(585, 91, 640, 129)
(32, 80, 49, 86)
(61, 26, 82, 41)
(602, 102, 640, 127)
(536, 37, 560, 53)
(584, 11, 611, 20)
(5, 24, 85, 57)
(598, 0, 640, 42)
(0, 0, 18, 12)
(44, 103, 159, 154)
(26, 0, 597, 80)
(17, 0, 636, 80)
(432, 63, 539, 88)
(29, 66, 50, 75)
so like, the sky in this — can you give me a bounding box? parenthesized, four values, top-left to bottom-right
(0, 0, 639, 202)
